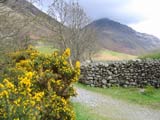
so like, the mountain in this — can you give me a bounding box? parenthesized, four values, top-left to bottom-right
(88, 18, 160, 55)
(1, 0, 58, 40)
(2, 1, 160, 55)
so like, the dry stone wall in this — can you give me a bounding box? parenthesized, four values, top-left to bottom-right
(79, 60, 160, 88)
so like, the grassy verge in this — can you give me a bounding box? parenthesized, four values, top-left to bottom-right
(72, 102, 110, 120)
(76, 83, 160, 109)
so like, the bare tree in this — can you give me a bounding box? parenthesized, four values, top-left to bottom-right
(48, 0, 97, 62)
(0, 0, 97, 62)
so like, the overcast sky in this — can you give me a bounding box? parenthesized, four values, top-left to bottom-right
(35, 0, 160, 38)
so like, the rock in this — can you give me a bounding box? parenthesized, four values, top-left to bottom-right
(110, 80, 116, 83)
(124, 85, 128, 88)
(85, 80, 93, 85)
(90, 84, 95, 87)
(141, 73, 145, 76)
(87, 77, 93, 80)
(102, 79, 107, 84)
(102, 85, 107, 88)
(107, 83, 112, 87)
(139, 88, 145, 93)
(108, 76, 112, 80)
(107, 70, 112, 75)
(80, 60, 160, 88)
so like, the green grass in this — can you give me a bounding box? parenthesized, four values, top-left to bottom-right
(100, 49, 130, 56)
(93, 49, 137, 61)
(139, 52, 160, 59)
(36, 45, 137, 61)
(72, 102, 110, 120)
(76, 83, 160, 109)
(36, 46, 57, 54)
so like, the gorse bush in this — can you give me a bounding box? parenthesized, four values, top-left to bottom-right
(0, 46, 80, 120)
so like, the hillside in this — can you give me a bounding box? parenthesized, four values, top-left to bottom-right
(1, 1, 160, 56)
(93, 48, 137, 61)
(1, 0, 58, 40)
(88, 18, 160, 55)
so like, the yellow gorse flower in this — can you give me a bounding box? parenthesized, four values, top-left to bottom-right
(63, 48, 70, 57)
(14, 118, 20, 120)
(0, 90, 9, 98)
(19, 77, 31, 87)
(75, 61, 80, 68)
(33, 92, 44, 102)
(0, 47, 79, 120)
(0, 83, 4, 88)
(13, 98, 21, 106)
(25, 72, 33, 79)
(3, 79, 14, 89)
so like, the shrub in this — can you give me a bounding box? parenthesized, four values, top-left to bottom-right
(0, 46, 80, 120)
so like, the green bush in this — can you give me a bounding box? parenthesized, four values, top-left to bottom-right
(0, 46, 80, 120)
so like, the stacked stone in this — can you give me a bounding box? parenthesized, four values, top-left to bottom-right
(79, 60, 160, 88)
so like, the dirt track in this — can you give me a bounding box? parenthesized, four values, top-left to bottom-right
(72, 87, 160, 120)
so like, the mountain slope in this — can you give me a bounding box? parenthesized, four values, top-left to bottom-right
(89, 18, 160, 55)
(2, 1, 160, 56)
(93, 48, 137, 61)
(1, 0, 58, 40)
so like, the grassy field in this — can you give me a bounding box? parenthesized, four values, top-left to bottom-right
(139, 52, 160, 59)
(36, 45, 137, 61)
(93, 49, 137, 61)
(35, 45, 57, 54)
(76, 83, 160, 109)
(72, 102, 110, 120)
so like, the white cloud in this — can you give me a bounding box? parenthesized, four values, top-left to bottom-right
(128, 0, 160, 38)
(79, 0, 143, 24)
(128, 0, 160, 19)
(34, 0, 160, 38)
(130, 19, 160, 38)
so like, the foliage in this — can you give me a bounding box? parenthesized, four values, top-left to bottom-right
(0, 46, 80, 120)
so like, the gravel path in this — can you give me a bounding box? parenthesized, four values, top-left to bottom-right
(72, 87, 160, 120)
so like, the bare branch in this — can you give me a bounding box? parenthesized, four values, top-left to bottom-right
(48, 0, 97, 62)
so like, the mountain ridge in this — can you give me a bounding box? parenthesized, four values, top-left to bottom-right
(2, 1, 160, 55)
(1, 0, 58, 40)
(88, 18, 160, 55)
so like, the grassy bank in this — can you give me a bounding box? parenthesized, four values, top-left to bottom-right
(139, 52, 160, 59)
(36, 45, 137, 61)
(76, 83, 160, 109)
(72, 102, 110, 120)
(93, 49, 137, 61)
(36, 45, 56, 54)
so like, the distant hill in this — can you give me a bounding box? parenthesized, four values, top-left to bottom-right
(2, 1, 160, 56)
(88, 18, 160, 55)
(1, 0, 58, 40)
